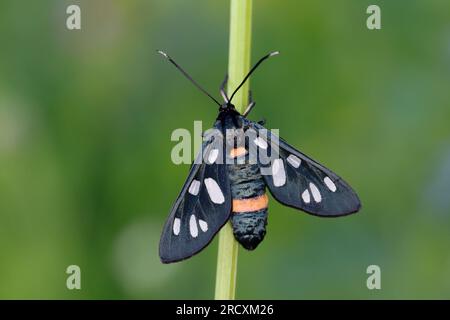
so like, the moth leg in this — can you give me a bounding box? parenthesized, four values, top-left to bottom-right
(242, 91, 256, 117)
(257, 118, 266, 126)
(220, 73, 229, 103)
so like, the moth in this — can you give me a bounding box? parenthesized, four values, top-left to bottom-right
(158, 51, 361, 263)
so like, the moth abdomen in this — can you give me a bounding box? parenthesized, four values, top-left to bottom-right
(228, 163, 269, 250)
(231, 208, 268, 250)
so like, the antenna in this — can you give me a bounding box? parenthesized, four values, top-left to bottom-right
(228, 51, 279, 103)
(157, 50, 221, 106)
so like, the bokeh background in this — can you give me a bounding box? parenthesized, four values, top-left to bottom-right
(1, 0, 450, 299)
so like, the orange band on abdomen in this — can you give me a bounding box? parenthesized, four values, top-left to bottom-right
(232, 193, 269, 213)
(229, 147, 247, 158)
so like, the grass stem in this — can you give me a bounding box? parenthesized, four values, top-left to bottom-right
(214, 0, 253, 300)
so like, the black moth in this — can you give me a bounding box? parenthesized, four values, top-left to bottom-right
(158, 51, 361, 263)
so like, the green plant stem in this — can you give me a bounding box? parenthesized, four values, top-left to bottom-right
(215, 0, 253, 300)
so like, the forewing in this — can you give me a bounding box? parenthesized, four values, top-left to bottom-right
(159, 125, 231, 263)
(246, 119, 361, 217)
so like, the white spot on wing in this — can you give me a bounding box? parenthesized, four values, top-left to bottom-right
(287, 154, 301, 168)
(204, 178, 225, 204)
(188, 179, 200, 196)
(254, 137, 268, 149)
(199, 220, 208, 232)
(324, 176, 337, 192)
(272, 158, 286, 187)
(208, 148, 219, 164)
(301, 189, 310, 203)
(309, 183, 322, 203)
(189, 215, 198, 238)
(173, 218, 181, 235)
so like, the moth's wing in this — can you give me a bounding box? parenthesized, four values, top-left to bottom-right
(245, 119, 361, 217)
(159, 125, 231, 263)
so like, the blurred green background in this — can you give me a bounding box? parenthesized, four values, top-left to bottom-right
(1, 0, 450, 299)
